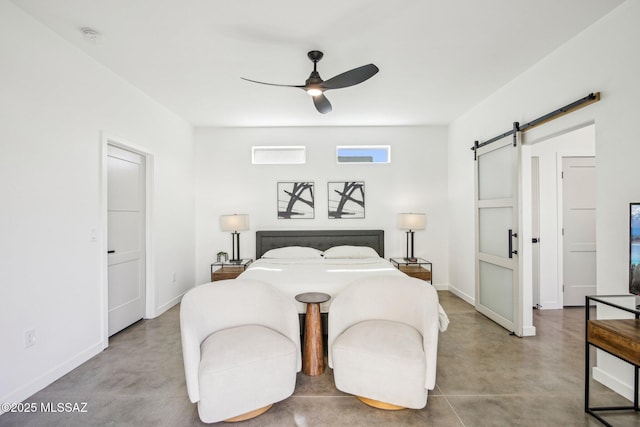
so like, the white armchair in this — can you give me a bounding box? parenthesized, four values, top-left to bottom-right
(180, 279, 301, 423)
(328, 275, 440, 410)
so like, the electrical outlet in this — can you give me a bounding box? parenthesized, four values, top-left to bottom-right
(172, 272, 176, 283)
(25, 329, 36, 348)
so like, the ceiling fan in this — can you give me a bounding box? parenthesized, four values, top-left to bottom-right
(241, 50, 379, 114)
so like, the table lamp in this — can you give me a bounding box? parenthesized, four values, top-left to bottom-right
(399, 213, 425, 262)
(219, 214, 249, 262)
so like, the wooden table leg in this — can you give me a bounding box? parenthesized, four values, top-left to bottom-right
(303, 302, 324, 375)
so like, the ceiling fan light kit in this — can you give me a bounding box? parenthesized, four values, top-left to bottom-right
(241, 50, 379, 114)
(306, 88, 323, 97)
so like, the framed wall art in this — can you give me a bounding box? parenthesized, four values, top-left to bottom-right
(277, 182, 315, 219)
(630, 202, 640, 295)
(328, 181, 365, 219)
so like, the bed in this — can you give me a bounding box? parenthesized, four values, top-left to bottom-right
(238, 229, 448, 331)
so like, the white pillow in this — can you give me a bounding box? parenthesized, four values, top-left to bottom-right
(322, 245, 379, 259)
(262, 246, 323, 259)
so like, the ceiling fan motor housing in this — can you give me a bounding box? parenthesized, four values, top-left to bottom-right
(306, 71, 323, 87)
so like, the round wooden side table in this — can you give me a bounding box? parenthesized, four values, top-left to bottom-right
(295, 292, 331, 376)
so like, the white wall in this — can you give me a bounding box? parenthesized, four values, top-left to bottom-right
(0, 0, 195, 406)
(448, 0, 638, 397)
(195, 126, 449, 287)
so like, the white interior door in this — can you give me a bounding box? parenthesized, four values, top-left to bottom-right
(107, 145, 146, 336)
(475, 132, 522, 334)
(562, 156, 596, 306)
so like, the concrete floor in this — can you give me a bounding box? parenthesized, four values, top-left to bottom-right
(1, 291, 638, 426)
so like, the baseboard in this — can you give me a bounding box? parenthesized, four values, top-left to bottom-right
(152, 289, 188, 319)
(0, 341, 103, 414)
(447, 285, 475, 305)
(432, 282, 449, 291)
(539, 301, 562, 310)
(593, 366, 634, 402)
(522, 325, 536, 337)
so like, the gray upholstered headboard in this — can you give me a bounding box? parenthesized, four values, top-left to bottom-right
(255, 230, 385, 259)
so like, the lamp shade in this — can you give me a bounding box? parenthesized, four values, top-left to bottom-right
(398, 213, 426, 230)
(220, 214, 249, 232)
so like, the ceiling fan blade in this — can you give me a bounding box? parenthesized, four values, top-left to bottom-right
(241, 77, 304, 88)
(312, 93, 332, 114)
(320, 64, 379, 90)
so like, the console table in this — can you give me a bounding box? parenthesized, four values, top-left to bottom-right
(585, 295, 640, 426)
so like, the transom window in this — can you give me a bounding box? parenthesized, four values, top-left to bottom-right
(336, 145, 390, 164)
(252, 146, 306, 164)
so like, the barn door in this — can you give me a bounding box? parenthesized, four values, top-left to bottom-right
(475, 132, 522, 335)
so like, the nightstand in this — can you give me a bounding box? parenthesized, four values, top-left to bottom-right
(210, 259, 252, 282)
(390, 258, 432, 283)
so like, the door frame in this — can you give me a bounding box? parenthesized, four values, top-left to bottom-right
(520, 124, 595, 316)
(531, 156, 541, 309)
(100, 132, 154, 349)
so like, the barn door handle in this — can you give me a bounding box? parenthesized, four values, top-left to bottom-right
(508, 229, 518, 258)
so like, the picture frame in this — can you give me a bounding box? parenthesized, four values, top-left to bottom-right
(630, 202, 640, 295)
(328, 181, 365, 219)
(277, 182, 315, 219)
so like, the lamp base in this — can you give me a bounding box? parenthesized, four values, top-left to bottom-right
(404, 230, 417, 262)
(230, 232, 242, 263)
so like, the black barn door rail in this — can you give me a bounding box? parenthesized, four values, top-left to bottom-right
(471, 92, 600, 159)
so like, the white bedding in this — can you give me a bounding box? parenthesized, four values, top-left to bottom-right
(239, 257, 449, 331)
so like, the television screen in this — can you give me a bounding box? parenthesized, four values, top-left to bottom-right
(630, 203, 640, 295)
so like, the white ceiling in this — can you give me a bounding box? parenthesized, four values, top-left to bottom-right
(11, 0, 623, 127)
